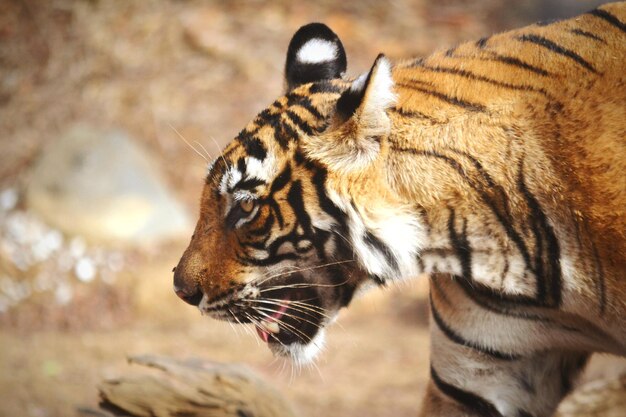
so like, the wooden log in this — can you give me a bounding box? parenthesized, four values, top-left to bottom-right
(79, 355, 626, 417)
(79, 355, 297, 417)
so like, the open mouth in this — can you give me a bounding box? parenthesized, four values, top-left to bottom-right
(255, 301, 288, 343)
(251, 286, 324, 346)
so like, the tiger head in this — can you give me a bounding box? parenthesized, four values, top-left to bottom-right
(174, 23, 418, 363)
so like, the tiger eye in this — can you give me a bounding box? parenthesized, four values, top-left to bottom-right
(240, 200, 255, 213)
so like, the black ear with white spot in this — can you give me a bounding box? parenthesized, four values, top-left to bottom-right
(285, 23, 347, 92)
(300, 54, 396, 173)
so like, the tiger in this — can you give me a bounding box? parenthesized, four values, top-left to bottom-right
(173, 3, 626, 417)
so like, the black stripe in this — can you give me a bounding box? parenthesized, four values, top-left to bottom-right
(312, 166, 346, 225)
(483, 51, 550, 76)
(569, 28, 606, 43)
(364, 231, 399, 272)
(415, 63, 555, 100)
(517, 164, 562, 307)
(269, 164, 291, 194)
(287, 93, 324, 120)
(407, 57, 425, 67)
(396, 81, 487, 112)
(590, 240, 606, 316)
(448, 208, 473, 281)
(455, 275, 555, 317)
(276, 120, 297, 149)
(232, 178, 265, 191)
(431, 367, 504, 417)
(236, 157, 246, 174)
(476, 36, 490, 48)
(430, 293, 519, 360)
(237, 135, 268, 161)
(248, 212, 274, 236)
(285, 110, 314, 135)
(308, 81, 343, 94)
(588, 8, 626, 34)
(389, 106, 439, 123)
(286, 180, 320, 256)
(517, 34, 597, 73)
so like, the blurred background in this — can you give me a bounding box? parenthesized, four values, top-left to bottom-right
(0, 1, 622, 416)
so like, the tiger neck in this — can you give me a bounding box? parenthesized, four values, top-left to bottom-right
(330, 110, 559, 303)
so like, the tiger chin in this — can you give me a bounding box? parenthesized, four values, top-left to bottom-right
(174, 4, 625, 417)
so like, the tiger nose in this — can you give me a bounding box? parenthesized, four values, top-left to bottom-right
(174, 286, 203, 306)
(172, 266, 203, 306)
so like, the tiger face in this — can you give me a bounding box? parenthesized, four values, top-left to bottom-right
(173, 23, 401, 363)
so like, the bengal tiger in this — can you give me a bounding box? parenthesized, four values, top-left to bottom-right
(173, 3, 626, 416)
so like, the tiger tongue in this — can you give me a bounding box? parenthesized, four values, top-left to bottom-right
(256, 326, 270, 343)
(255, 303, 288, 343)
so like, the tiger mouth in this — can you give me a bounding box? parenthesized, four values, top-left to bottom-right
(249, 285, 325, 346)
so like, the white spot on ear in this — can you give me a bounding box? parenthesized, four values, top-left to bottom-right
(296, 39, 338, 64)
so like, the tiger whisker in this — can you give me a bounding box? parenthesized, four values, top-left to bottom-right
(242, 312, 288, 349)
(230, 308, 260, 344)
(207, 135, 228, 169)
(259, 280, 350, 291)
(194, 140, 213, 161)
(253, 308, 321, 349)
(252, 297, 331, 318)
(246, 304, 325, 330)
(226, 308, 243, 339)
(269, 298, 328, 314)
(252, 298, 345, 331)
(168, 123, 208, 162)
(255, 260, 355, 286)
(245, 298, 333, 321)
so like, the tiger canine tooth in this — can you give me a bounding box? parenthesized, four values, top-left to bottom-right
(264, 321, 280, 334)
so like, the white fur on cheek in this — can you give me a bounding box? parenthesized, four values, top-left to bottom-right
(296, 39, 337, 64)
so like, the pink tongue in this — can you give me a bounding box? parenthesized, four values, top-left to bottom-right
(255, 302, 289, 343)
(256, 327, 270, 343)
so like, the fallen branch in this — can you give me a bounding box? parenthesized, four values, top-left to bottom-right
(79, 355, 626, 417)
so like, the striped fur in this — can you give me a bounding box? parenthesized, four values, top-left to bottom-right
(174, 4, 626, 416)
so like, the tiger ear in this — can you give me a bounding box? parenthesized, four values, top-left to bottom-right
(284, 23, 347, 92)
(304, 54, 396, 173)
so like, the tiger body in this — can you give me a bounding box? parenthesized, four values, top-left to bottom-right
(174, 3, 626, 416)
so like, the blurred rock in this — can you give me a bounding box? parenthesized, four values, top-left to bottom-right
(25, 124, 191, 246)
(556, 373, 626, 417)
(82, 355, 298, 417)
